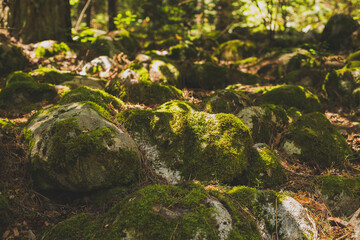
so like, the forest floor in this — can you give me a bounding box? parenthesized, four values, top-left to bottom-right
(1, 39, 360, 239)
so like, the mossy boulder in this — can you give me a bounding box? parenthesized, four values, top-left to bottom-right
(323, 69, 356, 106)
(216, 40, 256, 61)
(244, 143, 285, 188)
(280, 112, 352, 168)
(149, 59, 182, 88)
(34, 40, 72, 57)
(24, 102, 141, 192)
(117, 102, 253, 184)
(0, 80, 58, 113)
(317, 175, 360, 216)
(108, 29, 141, 58)
(59, 86, 124, 114)
(227, 186, 318, 239)
(236, 104, 289, 144)
(42, 183, 263, 240)
(202, 89, 251, 114)
(0, 42, 28, 76)
(80, 56, 116, 77)
(30, 67, 75, 85)
(321, 14, 360, 51)
(106, 66, 182, 105)
(155, 100, 198, 113)
(284, 69, 325, 90)
(257, 85, 322, 113)
(87, 35, 122, 60)
(5, 71, 35, 87)
(168, 42, 198, 60)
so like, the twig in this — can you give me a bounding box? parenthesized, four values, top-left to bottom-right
(75, 0, 92, 31)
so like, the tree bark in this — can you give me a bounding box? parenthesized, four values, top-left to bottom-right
(215, 0, 233, 31)
(108, 0, 117, 31)
(8, 0, 72, 43)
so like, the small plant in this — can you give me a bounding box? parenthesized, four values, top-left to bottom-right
(114, 11, 137, 29)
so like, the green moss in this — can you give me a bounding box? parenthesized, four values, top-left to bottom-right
(347, 50, 360, 61)
(59, 86, 124, 114)
(202, 89, 251, 114)
(168, 43, 198, 60)
(5, 71, 35, 87)
(317, 175, 360, 200)
(35, 42, 71, 57)
(216, 40, 256, 61)
(155, 100, 198, 113)
(323, 69, 355, 106)
(41, 213, 93, 240)
(31, 67, 75, 85)
(281, 112, 352, 168)
(258, 85, 322, 113)
(150, 59, 182, 88)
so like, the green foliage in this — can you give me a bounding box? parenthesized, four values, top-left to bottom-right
(114, 11, 137, 29)
(35, 42, 71, 57)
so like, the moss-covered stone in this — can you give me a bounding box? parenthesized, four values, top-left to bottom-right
(202, 89, 251, 114)
(35, 41, 71, 57)
(323, 69, 356, 106)
(321, 14, 359, 51)
(88, 35, 122, 60)
(0, 42, 28, 76)
(0, 80, 58, 113)
(59, 86, 124, 114)
(281, 112, 352, 168)
(284, 69, 325, 90)
(236, 104, 289, 144)
(155, 100, 198, 113)
(117, 105, 253, 184)
(149, 59, 182, 88)
(43, 183, 262, 240)
(317, 175, 360, 216)
(108, 29, 140, 58)
(106, 66, 182, 105)
(216, 40, 256, 61)
(257, 85, 322, 113)
(168, 42, 198, 60)
(5, 71, 35, 87)
(24, 102, 141, 192)
(244, 143, 285, 188)
(31, 67, 75, 85)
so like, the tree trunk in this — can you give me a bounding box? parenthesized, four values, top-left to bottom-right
(8, 0, 72, 43)
(215, 0, 233, 31)
(108, 0, 117, 31)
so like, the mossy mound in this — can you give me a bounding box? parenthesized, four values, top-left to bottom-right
(0, 80, 58, 113)
(244, 143, 285, 188)
(34, 40, 71, 57)
(42, 183, 262, 240)
(281, 112, 352, 168)
(24, 102, 141, 192)
(227, 186, 317, 239)
(117, 104, 253, 184)
(202, 89, 251, 114)
(321, 14, 360, 51)
(108, 29, 141, 58)
(236, 104, 289, 144)
(87, 36, 122, 60)
(155, 100, 198, 113)
(323, 69, 356, 106)
(284, 68, 325, 90)
(0, 42, 28, 76)
(257, 85, 322, 113)
(216, 40, 256, 61)
(149, 59, 182, 88)
(317, 175, 360, 216)
(59, 86, 124, 114)
(5, 71, 35, 87)
(31, 67, 75, 85)
(106, 66, 182, 105)
(168, 42, 198, 60)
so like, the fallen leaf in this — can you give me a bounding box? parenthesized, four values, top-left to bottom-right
(13, 227, 19, 237)
(2, 230, 10, 239)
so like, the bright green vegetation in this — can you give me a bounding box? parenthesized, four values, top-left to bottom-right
(155, 100, 198, 113)
(281, 112, 352, 168)
(106, 65, 182, 105)
(202, 89, 251, 114)
(59, 86, 124, 114)
(216, 40, 256, 61)
(42, 183, 262, 240)
(117, 101, 253, 183)
(35, 42, 71, 57)
(347, 50, 360, 61)
(31, 67, 75, 85)
(257, 85, 322, 113)
(236, 104, 289, 144)
(4, 71, 35, 87)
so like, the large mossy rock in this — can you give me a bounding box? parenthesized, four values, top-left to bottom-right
(317, 175, 360, 216)
(106, 66, 182, 105)
(280, 112, 351, 168)
(108, 29, 141, 58)
(24, 102, 141, 192)
(41, 183, 263, 240)
(228, 186, 318, 240)
(59, 86, 124, 114)
(257, 85, 322, 113)
(284, 68, 325, 90)
(321, 14, 360, 51)
(0, 42, 28, 76)
(0, 77, 58, 114)
(116, 100, 253, 184)
(216, 40, 256, 61)
(236, 104, 289, 144)
(149, 59, 182, 88)
(202, 89, 251, 114)
(167, 42, 199, 60)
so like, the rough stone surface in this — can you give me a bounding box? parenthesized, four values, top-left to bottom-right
(80, 56, 116, 78)
(24, 102, 141, 192)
